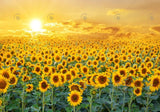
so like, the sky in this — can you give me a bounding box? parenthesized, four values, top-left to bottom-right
(0, 0, 160, 36)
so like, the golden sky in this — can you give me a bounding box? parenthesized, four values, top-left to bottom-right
(0, 0, 160, 36)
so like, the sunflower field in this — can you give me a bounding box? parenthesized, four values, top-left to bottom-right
(0, 37, 160, 112)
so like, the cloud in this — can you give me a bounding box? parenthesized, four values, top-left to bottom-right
(150, 25, 160, 33)
(107, 9, 128, 16)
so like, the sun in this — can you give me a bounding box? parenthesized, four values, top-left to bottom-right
(30, 19, 42, 32)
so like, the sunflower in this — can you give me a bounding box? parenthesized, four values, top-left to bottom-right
(95, 74, 109, 88)
(87, 60, 92, 66)
(69, 83, 83, 93)
(6, 52, 11, 59)
(50, 73, 61, 87)
(100, 56, 106, 62)
(34, 66, 41, 75)
(39, 79, 50, 92)
(77, 74, 82, 78)
(112, 73, 123, 86)
(38, 56, 43, 62)
(54, 54, 61, 62)
(136, 57, 142, 64)
(115, 64, 119, 70)
(60, 74, 66, 86)
(76, 56, 81, 62)
(146, 62, 153, 69)
(9, 75, 18, 85)
(62, 60, 67, 67)
(61, 68, 68, 74)
(134, 87, 142, 96)
(47, 59, 52, 65)
(0, 75, 9, 93)
(149, 75, 160, 92)
(118, 68, 127, 78)
(129, 68, 135, 76)
(43, 66, 50, 75)
(5, 59, 12, 66)
(26, 84, 33, 92)
(81, 66, 89, 74)
(75, 63, 82, 69)
(132, 78, 143, 88)
(57, 64, 63, 71)
(67, 57, 72, 63)
(121, 55, 127, 61)
(16, 61, 22, 67)
(22, 75, 30, 82)
(93, 60, 98, 67)
(0, 56, 3, 62)
(71, 55, 76, 61)
(140, 67, 148, 77)
(64, 51, 69, 57)
(65, 72, 73, 83)
(125, 62, 131, 69)
(90, 74, 98, 87)
(114, 58, 119, 64)
(79, 80, 87, 90)
(51, 67, 56, 74)
(31, 55, 37, 62)
(67, 91, 82, 106)
(82, 54, 88, 60)
(145, 57, 150, 63)
(124, 75, 133, 87)
(70, 69, 77, 78)
(9, 66, 15, 73)
(0, 69, 11, 80)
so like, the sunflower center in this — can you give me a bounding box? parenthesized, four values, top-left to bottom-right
(66, 75, 71, 80)
(129, 70, 134, 74)
(44, 67, 49, 72)
(125, 76, 132, 86)
(71, 85, 80, 92)
(71, 94, 79, 102)
(28, 86, 31, 89)
(71, 71, 76, 76)
(98, 76, 107, 84)
(41, 82, 47, 89)
(53, 76, 59, 82)
(10, 77, 16, 84)
(62, 70, 67, 74)
(120, 70, 125, 76)
(153, 78, 160, 87)
(135, 88, 140, 94)
(61, 76, 64, 82)
(135, 81, 141, 87)
(79, 82, 84, 88)
(83, 68, 87, 73)
(56, 56, 60, 60)
(0, 79, 7, 89)
(114, 75, 121, 83)
(36, 67, 40, 72)
(2, 71, 10, 79)
(142, 68, 147, 74)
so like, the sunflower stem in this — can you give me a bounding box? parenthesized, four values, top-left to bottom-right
(22, 86, 25, 112)
(122, 91, 125, 112)
(128, 92, 133, 112)
(99, 88, 102, 99)
(42, 92, 45, 112)
(73, 106, 75, 112)
(111, 87, 114, 111)
(145, 94, 150, 112)
(89, 94, 93, 112)
(51, 87, 54, 111)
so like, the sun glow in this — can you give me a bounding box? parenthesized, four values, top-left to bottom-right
(30, 19, 42, 32)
